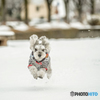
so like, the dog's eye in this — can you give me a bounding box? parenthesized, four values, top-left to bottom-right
(42, 49, 44, 51)
(35, 49, 37, 51)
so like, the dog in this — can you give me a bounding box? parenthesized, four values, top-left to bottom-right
(28, 34, 52, 79)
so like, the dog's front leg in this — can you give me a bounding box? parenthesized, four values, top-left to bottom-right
(29, 66, 38, 79)
(37, 68, 46, 79)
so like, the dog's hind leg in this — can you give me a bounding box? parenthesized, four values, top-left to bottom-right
(46, 63, 52, 79)
(47, 68, 52, 79)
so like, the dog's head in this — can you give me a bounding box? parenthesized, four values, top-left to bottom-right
(30, 34, 50, 61)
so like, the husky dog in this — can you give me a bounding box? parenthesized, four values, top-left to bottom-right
(28, 34, 52, 79)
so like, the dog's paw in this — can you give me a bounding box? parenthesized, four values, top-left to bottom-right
(29, 66, 37, 76)
(33, 74, 38, 79)
(38, 76, 43, 79)
(37, 70, 45, 79)
(47, 73, 52, 79)
(29, 66, 38, 79)
(29, 66, 37, 74)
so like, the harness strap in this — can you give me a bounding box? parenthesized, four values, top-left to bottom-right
(28, 64, 48, 71)
(28, 64, 32, 68)
(36, 61, 42, 65)
(44, 68, 48, 71)
(28, 52, 49, 71)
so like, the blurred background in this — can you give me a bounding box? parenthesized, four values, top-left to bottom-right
(0, 0, 100, 45)
(0, 1, 100, 100)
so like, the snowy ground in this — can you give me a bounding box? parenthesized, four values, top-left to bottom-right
(0, 38, 100, 100)
(1, 21, 100, 32)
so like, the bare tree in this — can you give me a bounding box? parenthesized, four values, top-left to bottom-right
(64, 0, 69, 23)
(1, 0, 6, 24)
(90, 0, 95, 14)
(46, 0, 53, 22)
(73, 0, 83, 22)
(24, 0, 28, 24)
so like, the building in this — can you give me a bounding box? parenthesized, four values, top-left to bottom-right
(21, 0, 56, 20)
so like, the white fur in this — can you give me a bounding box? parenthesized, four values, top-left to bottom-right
(30, 34, 38, 51)
(29, 34, 52, 79)
(29, 66, 38, 79)
(40, 36, 50, 53)
(37, 69, 45, 78)
(34, 45, 46, 61)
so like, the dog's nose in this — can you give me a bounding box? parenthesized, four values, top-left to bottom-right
(38, 54, 41, 57)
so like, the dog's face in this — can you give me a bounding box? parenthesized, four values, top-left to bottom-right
(30, 35, 50, 61)
(34, 44, 46, 61)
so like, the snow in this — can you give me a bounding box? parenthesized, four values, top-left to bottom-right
(35, 21, 100, 30)
(32, 0, 45, 5)
(0, 31, 15, 36)
(5, 21, 100, 30)
(35, 21, 71, 29)
(0, 25, 11, 31)
(29, 18, 47, 26)
(6, 21, 21, 27)
(70, 22, 100, 30)
(69, 22, 91, 29)
(6, 21, 29, 31)
(0, 38, 100, 100)
(13, 23, 28, 31)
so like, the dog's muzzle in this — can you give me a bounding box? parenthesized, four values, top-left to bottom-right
(38, 52, 41, 57)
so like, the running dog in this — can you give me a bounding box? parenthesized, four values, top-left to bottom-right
(28, 34, 52, 79)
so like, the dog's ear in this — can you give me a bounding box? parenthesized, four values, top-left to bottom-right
(30, 34, 38, 50)
(39, 36, 50, 53)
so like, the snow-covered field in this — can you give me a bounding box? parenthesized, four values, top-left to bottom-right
(0, 38, 100, 100)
